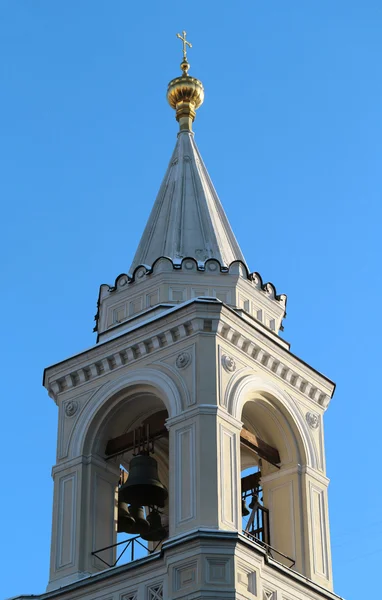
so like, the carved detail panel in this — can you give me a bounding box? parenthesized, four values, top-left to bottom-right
(205, 556, 232, 585)
(306, 411, 320, 429)
(56, 473, 77, 569)
(64, 400, 78, 417)
(220, 425, 238, 527)
(147, 582, 163, 600)
(310, 483, 329, 579)
(237, 563, 257, 595)
(175, 424, 196, 525)
(268, 480, 296, 565)
(222, 354, 236, 372)
(174, 560, 198, 592)
(121, 594, 137, 600)
(91, 470, 116, 570)
(175, 351, 191, 369)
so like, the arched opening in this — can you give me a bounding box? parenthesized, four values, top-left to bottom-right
(237, 390, 306, 570)
(115, 407, 169, 565)
(81, 386, 171, 571)
(240, 399, 277, 550)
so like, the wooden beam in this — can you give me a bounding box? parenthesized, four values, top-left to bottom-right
(240, 427, 280, 466)
(105, 415, 279, 468)
(105, 410, 168, 457)
(241, 471, 261, 494)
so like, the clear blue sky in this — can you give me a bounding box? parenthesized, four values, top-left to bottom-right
(1, 2, 381, 599)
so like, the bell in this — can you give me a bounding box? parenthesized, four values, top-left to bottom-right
(117, 501, 136, 533)
(141, 509, 167, 542)
(119, 455, 168, 508)
(249, 493, 259, 511)
(128, 505, 150, 534)
(241, 498, 250, 516)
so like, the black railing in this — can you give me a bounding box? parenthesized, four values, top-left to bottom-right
(244, 502, 270, 545)
(91, 534, 165, 569)
(242, 529, 295, 568)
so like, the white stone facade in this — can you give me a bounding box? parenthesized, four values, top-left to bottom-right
(14, 534, 343, 600)
(36, 295, 338, 599)
(9, 63, 344, 600)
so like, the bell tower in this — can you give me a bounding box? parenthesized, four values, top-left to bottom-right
(16, 33, 343, 600)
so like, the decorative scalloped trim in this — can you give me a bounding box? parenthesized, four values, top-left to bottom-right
(94, 257, 286, 332)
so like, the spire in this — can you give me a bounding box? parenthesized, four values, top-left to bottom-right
(129, 33, 247, 273)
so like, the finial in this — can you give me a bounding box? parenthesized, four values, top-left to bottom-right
(176, 30, 192, 75)
(167, 30, 204, 132)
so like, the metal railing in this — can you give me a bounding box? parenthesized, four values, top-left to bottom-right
(242, 485, 295, 569)
(91, 534, 165, 569)
(244, 502, 270, 545)
(242, 529, 295, 568)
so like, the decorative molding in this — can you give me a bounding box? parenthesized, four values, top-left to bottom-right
(147, 582, 163, 600)
(166, 404, 242, 430)
(175, 423, 196, 525)
(310, 482, 330, 579)
(46, 319, 196, 401)
(306, 411, 320, 429)
(205, 556, 232, 585)
(237, 562, 257, 595)
(56, 473, 77, 570)
(46, 311, 331, 411)
(217, 321, 331, 408)
(153, 344, 195, 407)
(220, 425, 238, 528)
(174, 560, 197, 591)
(175, 351, 192, 369)
(94, 256, 287, 337)
(64, 400, 78, 417)
(69, 368, 183, 457)
(102, 257, 285, 303)
(230, 375, 319, 469)
(121, 593, 138, 600)
(268, 479, 297, 564)
(222, 354, 236, 372)
(263, 590, 276, 600)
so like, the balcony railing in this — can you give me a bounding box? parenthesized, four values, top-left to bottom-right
(243, 502, 270, 545)
(91, 534, 164, 569)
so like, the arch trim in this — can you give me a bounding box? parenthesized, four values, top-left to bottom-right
(70, 367, 183, 457)
(228, 373, 318, 469)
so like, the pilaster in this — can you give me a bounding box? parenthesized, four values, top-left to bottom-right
(48, 456, 119, 591)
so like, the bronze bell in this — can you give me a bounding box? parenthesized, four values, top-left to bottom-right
(119, 455, 168, 508)
(241, 498, 250, 516)
(117, 501, 136, 533)
(249, 493, 259, 511)
(128, 505, 150, 534)
(141, 509, 167, 542)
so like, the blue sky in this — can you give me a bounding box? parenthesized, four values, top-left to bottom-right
(1, 2, 381, 599)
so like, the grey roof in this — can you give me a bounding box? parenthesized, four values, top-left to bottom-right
(129, 130, 247, 273)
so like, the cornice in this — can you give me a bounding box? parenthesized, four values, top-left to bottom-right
(261, 464, 330, 486)
(216, 310, 334, 408)
(44, 299, 333, 410)
(166, 404, 243, 429)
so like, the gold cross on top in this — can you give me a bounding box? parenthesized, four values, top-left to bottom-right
(176, 30, 192, 61)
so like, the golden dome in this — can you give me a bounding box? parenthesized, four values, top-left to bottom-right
(167, 67, 204, 111)
(167, 32, 204, 132)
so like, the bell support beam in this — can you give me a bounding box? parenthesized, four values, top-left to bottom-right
(241, 471, 262, 494)
(105, 426, 169, 459)
(105, 410, 169, 459)
(239, 428, 280, 467)
(106, 423, 280, 467)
